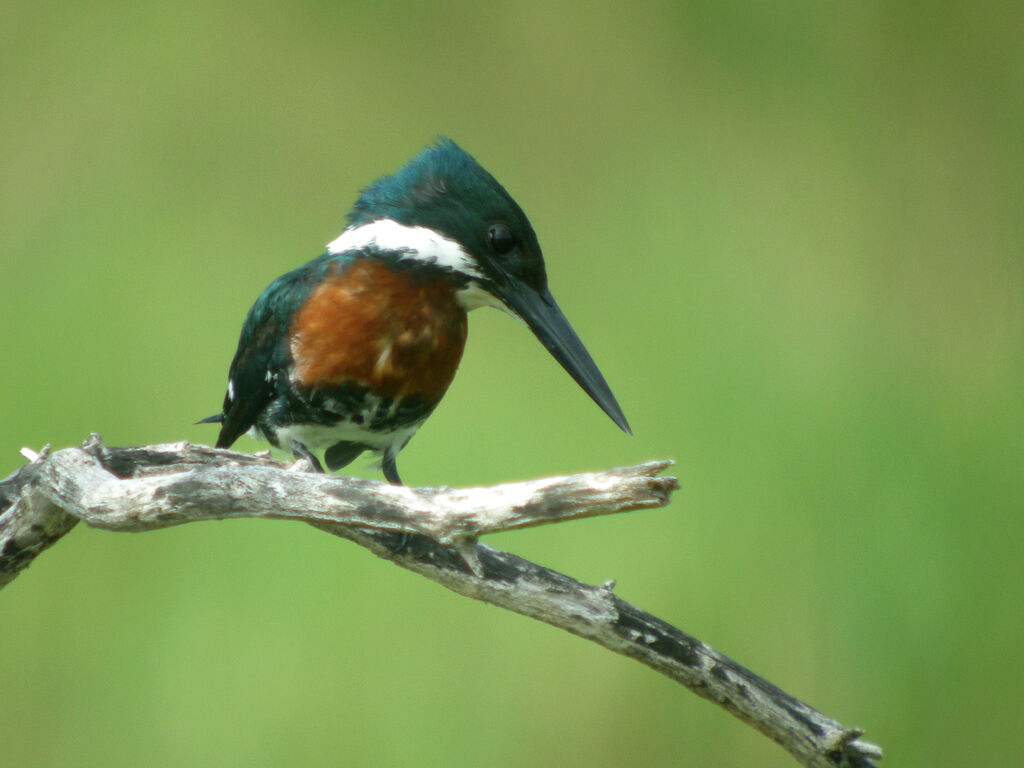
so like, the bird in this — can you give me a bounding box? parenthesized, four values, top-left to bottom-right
(201, 138, 630, 484)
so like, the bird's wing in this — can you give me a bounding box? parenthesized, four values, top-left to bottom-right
(214, 260, 325, 448)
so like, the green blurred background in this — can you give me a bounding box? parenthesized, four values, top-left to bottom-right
(2, 2, 1021, 766)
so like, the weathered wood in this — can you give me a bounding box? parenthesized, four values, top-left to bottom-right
(0, 435, 880, 768)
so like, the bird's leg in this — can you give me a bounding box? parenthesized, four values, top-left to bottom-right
(289, 439, 324, 473)
(382, 450, 402, 485)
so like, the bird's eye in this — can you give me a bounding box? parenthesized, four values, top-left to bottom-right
(487, 223, 516, 255)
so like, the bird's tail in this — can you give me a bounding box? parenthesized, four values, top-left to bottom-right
(195, 413, 224, 425)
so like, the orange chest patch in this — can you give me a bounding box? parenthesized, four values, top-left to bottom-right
(289, 259, 468, 402)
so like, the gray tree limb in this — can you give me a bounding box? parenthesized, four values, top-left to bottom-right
(0, 434, 881, 768)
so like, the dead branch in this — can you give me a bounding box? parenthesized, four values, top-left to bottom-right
(0, 434, 880, 768)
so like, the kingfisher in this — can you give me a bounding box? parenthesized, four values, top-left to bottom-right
(201, 138, 630, 484)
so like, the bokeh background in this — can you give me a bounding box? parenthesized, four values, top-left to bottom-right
(2, 2, 1021, 766)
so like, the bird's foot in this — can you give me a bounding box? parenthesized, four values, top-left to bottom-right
(289, 440, 324, 472)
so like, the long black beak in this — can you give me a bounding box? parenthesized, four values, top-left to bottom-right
(492, 277, 631, 435)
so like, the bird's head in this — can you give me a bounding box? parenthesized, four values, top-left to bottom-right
(327, 137, 631, 435)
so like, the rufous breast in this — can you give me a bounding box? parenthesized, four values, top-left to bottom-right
(289, 259, 468, 404)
